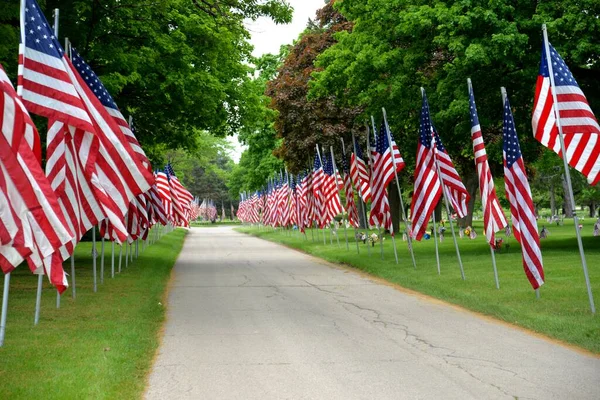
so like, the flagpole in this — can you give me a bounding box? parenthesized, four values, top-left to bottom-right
(371, 116, 395, 262)
(432, 213, 441, 275)
(422, 88, 466, 281)
(315, 145, 328, 246)
(0, 273, 10, 347)
(92, 227, 97, 292)
(322, 146, 339, 247)
(382, 107, 417, 269)
(352, 131, 369, 235)
(468, 78, 500, 289)
(364, 125, 373, 258)
(34, 271, 43, 325)
(100, 237, 105, 284)
(543, 25, 594, 314)
(118, 244, 123, 273)
(331, 146, 349, 250)
(111, 241, 115, 278)
(125, 239, 129, 268)
(341, 138, 360, 255)
(53, 8, 62, 310)
(71, 254, 76, 298)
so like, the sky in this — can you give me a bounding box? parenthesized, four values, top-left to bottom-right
(226, 0, 325, 163)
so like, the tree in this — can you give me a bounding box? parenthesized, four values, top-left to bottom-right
(309, 0, 600, 225)
(266, 1, 363, 173)
(0, 0, 293, 163)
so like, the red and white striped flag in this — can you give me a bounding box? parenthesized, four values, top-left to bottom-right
(503, 90, 544, 289)
(312, 154, 327, 228)
(532, 37, 600, 185)
(469, 82, 507, 248)
(341, 153, 359, 228)
(322, 151, 344, 225)
(410, 92, 443, 240)
(0, 64, 73, 292)
(369, 123, 396, 234)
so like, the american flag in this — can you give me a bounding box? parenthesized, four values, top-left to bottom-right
(297, 172, 309, 232)
(341, 152, 360, 228)
(369, 124, 394, 234)
(383, 118, 406, 174)
(0, 64, 73, 292)
(322, 150, 344, 224)
(532, 38, 600, 185)
(350, 136, 371, 203)
(410, 91, 443, 240)
(431, 117, 470, 219)
(503, 90, 545, 289)
(469, 82, 507, 248)
(164, 164, 191, 227)
(155, 171, 173, 222)
(312, 153, 326, 228)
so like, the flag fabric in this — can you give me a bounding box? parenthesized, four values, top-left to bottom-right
(341, 153, 360, 228)
(322, 150, 344, 225)
(431, 121, 470, 219)
(383, 119, 406, 174)
(503, 91, 545, 290)
(469, 83, 508, 248)
(0, 64, 73, 292)
(369, 124, 395, 234)
(312, 154, 326, 228)
(410, 92, 443, 240)
(532, 39, 600, 185)
(350, 138, 372, 203)
(164, 166, 188, 227)
(165, 163, 193, 221)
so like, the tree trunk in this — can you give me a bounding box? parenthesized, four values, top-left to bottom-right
(549, 182, 556, 216)
(562, 174, 574, 217)
(457, 170, 478, 228)
(433, 199, 443, 223)
(590, 201, 597, 218)
(358, 199, 368, 229)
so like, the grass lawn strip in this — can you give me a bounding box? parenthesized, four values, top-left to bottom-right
(236, 221, 600, 354)
(0, 229, 187, 399)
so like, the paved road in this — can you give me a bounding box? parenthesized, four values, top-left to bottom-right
(146, 227, 599, 399)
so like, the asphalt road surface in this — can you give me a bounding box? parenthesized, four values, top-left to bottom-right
(146, 226, 599, 399)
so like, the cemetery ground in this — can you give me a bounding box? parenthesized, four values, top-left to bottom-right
(237, 219, 600, 354)
(0, 229, 186, 399)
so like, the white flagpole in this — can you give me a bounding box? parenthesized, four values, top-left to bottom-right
(92, 228, 97, 292)
(352, 131, 369, 236)
(382, 108, 417, 268)
(118, 244, 123, 273)
(111, 241, 115, 278)
(315, 145, 329, 246)
(34, 271, 43, 325)
(341, 138, 360, 255)
(71, 254, 76, 298)
(469, 78, 500, 289)
(125, 239, 129, 268)
(330, 146, 347, 250)
(543, 25, 594, 313)
(53, 8, 62, 309)
(432, 213, 441, 275)
(421, 88, 466, 281)
(0, 273, 10, 346)
(100, 237, 105, 284)
(365, 125, 373, 258)
(371, 116, 394, 262)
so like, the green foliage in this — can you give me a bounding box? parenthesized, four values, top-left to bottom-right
(310, 0, 600, 180)
(0, 0, 292, 163)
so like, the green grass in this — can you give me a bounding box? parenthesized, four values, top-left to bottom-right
(237, 220, 600, 353)
(0, 229, 187, 399)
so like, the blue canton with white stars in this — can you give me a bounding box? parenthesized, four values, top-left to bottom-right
(71, 48, 119, 110)
(313, 153, 322, 171)
(539, 41, 579, 88)
(354, 136, 364, 159)
(469, 87, 480, 128)
(323, 152, 334, 177)
(23, 0, 63, 58)
(165, 163, 176, 178)
(376, 122, 390, 155)
(420, 92, 435, 149)
(502, 96, 522, 168)
(341, 152, 350, 174)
